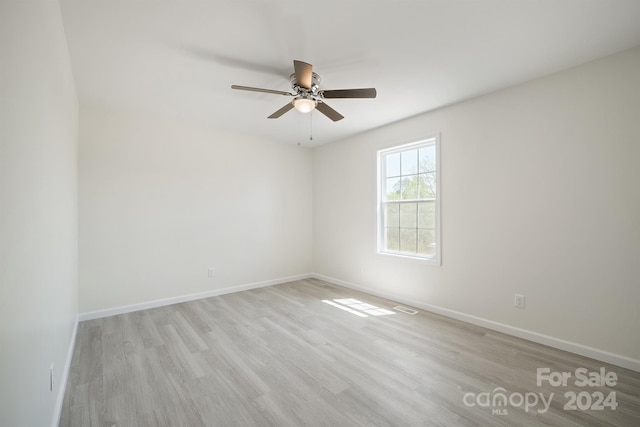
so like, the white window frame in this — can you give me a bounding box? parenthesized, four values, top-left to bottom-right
(377, 135, 441, 265)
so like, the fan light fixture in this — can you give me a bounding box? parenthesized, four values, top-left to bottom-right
(293, 97, 316, 113)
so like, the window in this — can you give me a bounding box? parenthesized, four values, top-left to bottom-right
(378, 136, 440, 263)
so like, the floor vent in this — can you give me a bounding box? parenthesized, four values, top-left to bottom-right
(393, 305, 418, 315)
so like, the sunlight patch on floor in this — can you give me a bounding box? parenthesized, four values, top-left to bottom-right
(322, 298, 395, 317)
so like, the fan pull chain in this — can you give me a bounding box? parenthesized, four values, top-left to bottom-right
(297, 111, 302, 146)
(309, 111, 313, 141)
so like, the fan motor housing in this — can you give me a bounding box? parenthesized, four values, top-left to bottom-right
(290, 72, 321, 95)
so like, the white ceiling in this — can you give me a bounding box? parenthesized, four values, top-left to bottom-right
(60, 0, 640, 146)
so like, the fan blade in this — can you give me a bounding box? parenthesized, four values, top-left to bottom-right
(293, 60, 313, 90)
(316, 102, 344, 122)
(268, 103, 294, 119)
(321, 88, 377, 99)
(231, 85, 292, 96)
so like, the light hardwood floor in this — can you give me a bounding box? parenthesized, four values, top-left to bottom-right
(60, 279, 640, 426)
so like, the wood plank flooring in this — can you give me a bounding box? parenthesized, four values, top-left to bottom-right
(59, 279, 640, 426)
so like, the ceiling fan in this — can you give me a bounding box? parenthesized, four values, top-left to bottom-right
(231, 60, 376, 122)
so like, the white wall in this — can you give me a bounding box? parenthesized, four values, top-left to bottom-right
(313, 47, 640, 363)
(78, 105, 313, 313)
(0, 2, 79, 426)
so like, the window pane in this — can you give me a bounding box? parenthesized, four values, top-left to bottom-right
(401, 149, 418, 175)
(385, 177, 401, 200)
(385, 228, 399, 251)
(419, 145, 436, 173)
(418, 202, 435, 229)
(418, 229, 436, 256)
(400, 203, 417, 228)
(386, 152, 401, 178)
(400, 176, 419, 200)
(400, 228, 417, 253)
(385, 203, 399, 228)
(417, 173, 436, 199)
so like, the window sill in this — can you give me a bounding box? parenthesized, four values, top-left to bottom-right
(377, 250, 441, 266)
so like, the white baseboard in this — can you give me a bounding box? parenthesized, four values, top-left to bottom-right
(311, 273, 640, 373)
(51, 315, 79, 427)
(78, 273, 312, 321)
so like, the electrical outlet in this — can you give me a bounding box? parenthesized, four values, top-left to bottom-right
(207, 268, 215, 278)
(49, 363, 55, 392)
(514, 294, 525, 309)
